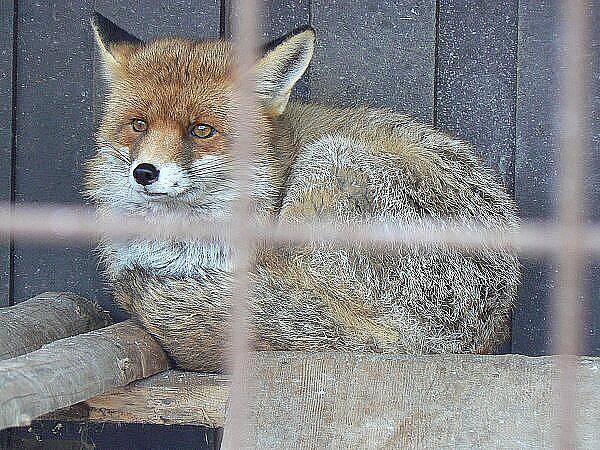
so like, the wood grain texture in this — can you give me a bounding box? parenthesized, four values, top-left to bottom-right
(513, 1, 599, 356)
(310, 0, 436, 122)
(0, 320, 169, 431)
(436, 0, 518, 193)
(39, 353, 600, 448)
(225, 352, 600, 449)
(11, 0, 109, 312)
(0, 291, 111, 360)
(46, 370, 229, 428)
(0, 0, 14, 307)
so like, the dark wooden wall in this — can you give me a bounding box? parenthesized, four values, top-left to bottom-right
(0, 1, 598, 448)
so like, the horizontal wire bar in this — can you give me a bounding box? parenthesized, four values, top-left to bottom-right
(1, 203, 600, 255)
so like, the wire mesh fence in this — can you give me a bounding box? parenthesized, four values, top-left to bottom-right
(0, 0, 594, 448)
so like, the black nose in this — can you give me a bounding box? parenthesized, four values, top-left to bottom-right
(133, 163, 159, 186)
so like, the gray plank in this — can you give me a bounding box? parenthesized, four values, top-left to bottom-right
(12, 0, 104, 311)
(513, 1, 560, 356)
(0, 0, 14, 307)
(514, 1, 599, 355)
(255, 0, 311, 100)
(587, 0, 599, 355)
(310, 0, 436, 122)
(436, 0, 518, 192)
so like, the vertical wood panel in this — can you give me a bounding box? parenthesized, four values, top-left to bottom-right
(513, 1, 559, 356)
(586, 0, 599, 355)
(12, 0, 102, 309)
(436, 0, 518, 354)
(436, 0, 518, 192)
(0, 0, 14, 308)
(310, 0, 436, 122)
(255, 0, 311, 99)
(514, 0, 599, 356)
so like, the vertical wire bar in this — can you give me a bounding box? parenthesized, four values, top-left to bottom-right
(555, 1, 588, 448)
(227, 0, 258, 448)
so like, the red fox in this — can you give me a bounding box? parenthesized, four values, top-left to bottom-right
(86, 14, 519, 372)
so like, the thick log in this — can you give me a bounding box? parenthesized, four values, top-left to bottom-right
(0, 292, 112, 360)
(0, 320, 169, 430)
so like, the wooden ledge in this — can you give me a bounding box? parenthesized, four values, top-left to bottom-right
(38, 353, 600, 448)
(46, 370, 229, 428)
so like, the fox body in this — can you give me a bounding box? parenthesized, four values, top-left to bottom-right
(86, 16, 519, 372)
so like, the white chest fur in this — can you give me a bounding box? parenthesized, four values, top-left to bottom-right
(107, 238, 232, 278)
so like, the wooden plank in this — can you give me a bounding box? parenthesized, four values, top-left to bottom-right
(46, 370, 229, 428)
(38, 353, 600, 448)
(228, 353, 599, 449)
(310, 0, 436, 122)
(513, 1, 559, 356)
(10, 0, 109, 314)
(0, 0, 14, 308)
(586, 1, 600, 356)
(436, 1, 518, 355)
(436, 0, 518, 192)
(514, 1, 599, 356)
(0, 292, 111, 360)
(0, 320, 169, 431)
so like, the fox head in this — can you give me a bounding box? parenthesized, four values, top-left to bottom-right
(85, 13, 315, 218)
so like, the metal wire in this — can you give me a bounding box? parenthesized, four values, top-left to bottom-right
(0, 2, 591, 448)
(555, 1, 588, 448)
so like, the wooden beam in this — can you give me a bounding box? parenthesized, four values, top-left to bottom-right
(46, 370, 229, 428)
(0, 320, 169, 430)
(0, 292, 112, 361)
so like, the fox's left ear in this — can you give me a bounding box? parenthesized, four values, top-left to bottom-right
(91, 12, 143, 79)
(254, 28, 315, 116)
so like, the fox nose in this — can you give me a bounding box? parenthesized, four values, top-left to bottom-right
(133, 163, 159, 186)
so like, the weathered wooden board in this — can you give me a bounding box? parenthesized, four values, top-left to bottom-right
(40, 353, 600, 448)
(11, 0, 107, 313)
(0, 320, 169, 431)
(310, 0, 436, 122)
(0, 291, 111, 360)
(47, 371, 229, 428)
(0, 0, 14, 308)
(229, 353, 600, 449)
(436, 0, 518, 192)
(514, 1, 599, 355)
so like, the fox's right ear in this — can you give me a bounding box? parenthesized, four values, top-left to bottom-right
(91, 13, 143, 79)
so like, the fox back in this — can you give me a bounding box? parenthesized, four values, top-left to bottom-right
(86, 15, 519, 372)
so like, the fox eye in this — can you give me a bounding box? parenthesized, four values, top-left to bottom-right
(191, 123, 216, 139)
(131, 119, 147, 132)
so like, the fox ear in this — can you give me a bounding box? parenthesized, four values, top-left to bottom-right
(91, 12, 143, 78)
(254, 28, 315, 116)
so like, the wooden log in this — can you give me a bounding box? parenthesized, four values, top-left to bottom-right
(0, 292, 112, 360)
(0, 320, 169, 431)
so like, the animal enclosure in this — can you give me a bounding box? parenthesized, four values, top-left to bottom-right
(0, 0, 598, 449)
